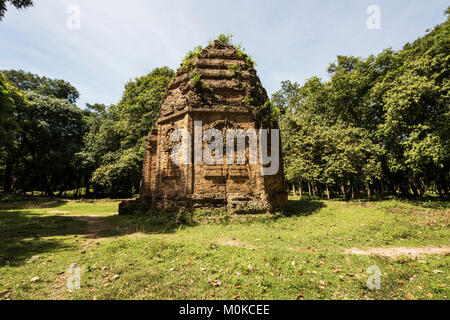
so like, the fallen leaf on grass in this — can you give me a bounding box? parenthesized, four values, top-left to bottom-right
(209, 279, 221, 287)
(406, 292, 416, 300)
(346, 273, 355, 277)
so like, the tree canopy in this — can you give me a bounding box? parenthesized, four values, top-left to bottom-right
(0, 8, 448, 200)
(276, 9, 450, 198)
(0, 0, 33, 20)
(1, 70, 80, 103)
(78, 67, 175, 196)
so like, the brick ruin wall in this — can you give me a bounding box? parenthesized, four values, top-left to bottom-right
(119, 40, 288, 214)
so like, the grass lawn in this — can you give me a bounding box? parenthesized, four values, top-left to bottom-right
(0, 196, 448, 300)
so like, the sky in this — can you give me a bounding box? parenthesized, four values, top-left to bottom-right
(0, 0, 448, 108)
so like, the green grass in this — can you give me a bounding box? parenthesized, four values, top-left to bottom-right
(0, 196, 448, 300)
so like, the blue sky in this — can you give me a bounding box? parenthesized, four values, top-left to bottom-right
(0, 0, 448, 108)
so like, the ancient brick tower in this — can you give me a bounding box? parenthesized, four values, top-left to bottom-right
(119, 39, 287, 214)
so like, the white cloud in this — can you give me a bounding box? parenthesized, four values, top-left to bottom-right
(0, 0, 448, 107)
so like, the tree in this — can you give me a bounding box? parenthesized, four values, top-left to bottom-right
(116, 66, 175, 148)
(79, 67, 175, 196)
(276, 7, 449, 199)
(0, 0, 33, 20)
(1, 70, 80, 103)
(376, 12, 450, 195)
(12, 92, 85, 195)
(0, 73, 29, 193)
(0, 73, 21, 148)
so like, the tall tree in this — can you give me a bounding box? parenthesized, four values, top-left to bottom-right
(276, 8, 449, 198)
(0, 73, 28, 193)
(80, 67, 175, 196)
(1, 70, 80, 103)
(15, 92, 85, 195)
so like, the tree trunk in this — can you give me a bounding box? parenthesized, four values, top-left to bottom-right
(74, 176, 81, 198)
(437, 184, 443, 198)
(308, 181, 312, 196)
(410, 183, 419, 197)
(312, 180, 316, 197)
(325, 183, 330, 200)
(299, 184, 302, 198)
(3, 161, 12, 193)
(418, 178, 425, 196)
(356, 184, 361, 199)
(292, 184, 297, 196)
(85, 175, 91, 197)
(366, 182, 371, 199)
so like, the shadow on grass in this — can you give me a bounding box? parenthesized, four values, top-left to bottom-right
(103, 212, 195, 237)
(0, 198, 326, 267)
(0, 211, 85, 267)
(282, 198, 326, 217)
(0, 198, 68, 210)
(103, 198, 327, 236)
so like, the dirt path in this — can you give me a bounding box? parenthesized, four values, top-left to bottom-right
(345, 246, 450, 258)
(69, 215, 117, 239)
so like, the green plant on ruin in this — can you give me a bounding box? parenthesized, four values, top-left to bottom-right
(235, 43, 257, 70)
(189, 71, 213, 94)
(228, 63, 242, 84)
(216, 34, 233, 44)
(242, 97, 254, 105)
(182, 45, 203, 72)
(235, 43, 245, 58)
(202, 81, 214, 93)
(245, 56, 256, 69)
(262, 100, 280, 125)
(190, 72, 202, 91)
(228, 63, 241, 73)
(210, 34, 257, 70)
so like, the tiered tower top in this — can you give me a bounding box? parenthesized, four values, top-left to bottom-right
(158, 40, 273, 127)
